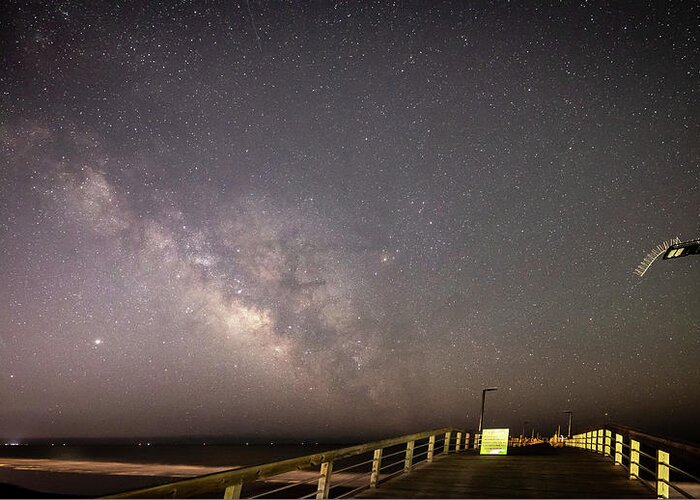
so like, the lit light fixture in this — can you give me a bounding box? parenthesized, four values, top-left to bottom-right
(663, 239, 700, 260)
(634, 236, 699, 277)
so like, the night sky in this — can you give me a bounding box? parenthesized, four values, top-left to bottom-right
(1, 1, 698, 443)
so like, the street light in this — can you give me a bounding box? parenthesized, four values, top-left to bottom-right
(477, 387, 498, 434)
(663, 238, 700, 259)
(634, 236, 699, 277)
(563, 410, 573, 438)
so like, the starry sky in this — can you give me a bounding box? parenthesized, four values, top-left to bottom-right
(1, 1, 698, 443)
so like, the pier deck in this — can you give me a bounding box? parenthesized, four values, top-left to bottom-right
(356, 445, 653, 498)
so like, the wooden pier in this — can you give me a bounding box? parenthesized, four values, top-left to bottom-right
(104, 425, 700, 499)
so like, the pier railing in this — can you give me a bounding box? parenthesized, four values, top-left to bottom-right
(104, 427, 469, 499)
(566, 424, 700, 499)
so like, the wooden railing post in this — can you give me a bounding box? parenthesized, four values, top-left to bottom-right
(594, 429, 598, 453)
(369, 449, 382, 488)
(316, 461, 333, 499)
(404, 440, 415, 473)
(223, 482, 242, 499)
(604, 430, 612, 457)
(444, 431, 452, 454)
(456, 432, 462, 452)
(596, 430, 600, 452)
(657, 450, 670, 499)
(615, 433, 623, 465)
(427, 435, 436, 462)
(630, 439, 640, 479)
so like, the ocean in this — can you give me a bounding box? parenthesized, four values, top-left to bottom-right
(0, 443, 339, 497)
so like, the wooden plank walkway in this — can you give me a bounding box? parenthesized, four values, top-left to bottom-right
(356, 445, 653, 498)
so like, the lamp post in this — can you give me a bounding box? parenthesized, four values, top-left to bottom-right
(477, 387, 498, 435)
(563, 410, 573, 438)
(634, 237, 699, 277)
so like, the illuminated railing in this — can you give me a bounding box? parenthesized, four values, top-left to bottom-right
(103, 427, 470, 499)
(566, 424, 700, 499)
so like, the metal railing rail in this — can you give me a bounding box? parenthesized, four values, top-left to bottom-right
(103, 427, 470, 499)
(566, 426, 700, 499)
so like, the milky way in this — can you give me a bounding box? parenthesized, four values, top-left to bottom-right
(0, 1, 698, 441)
